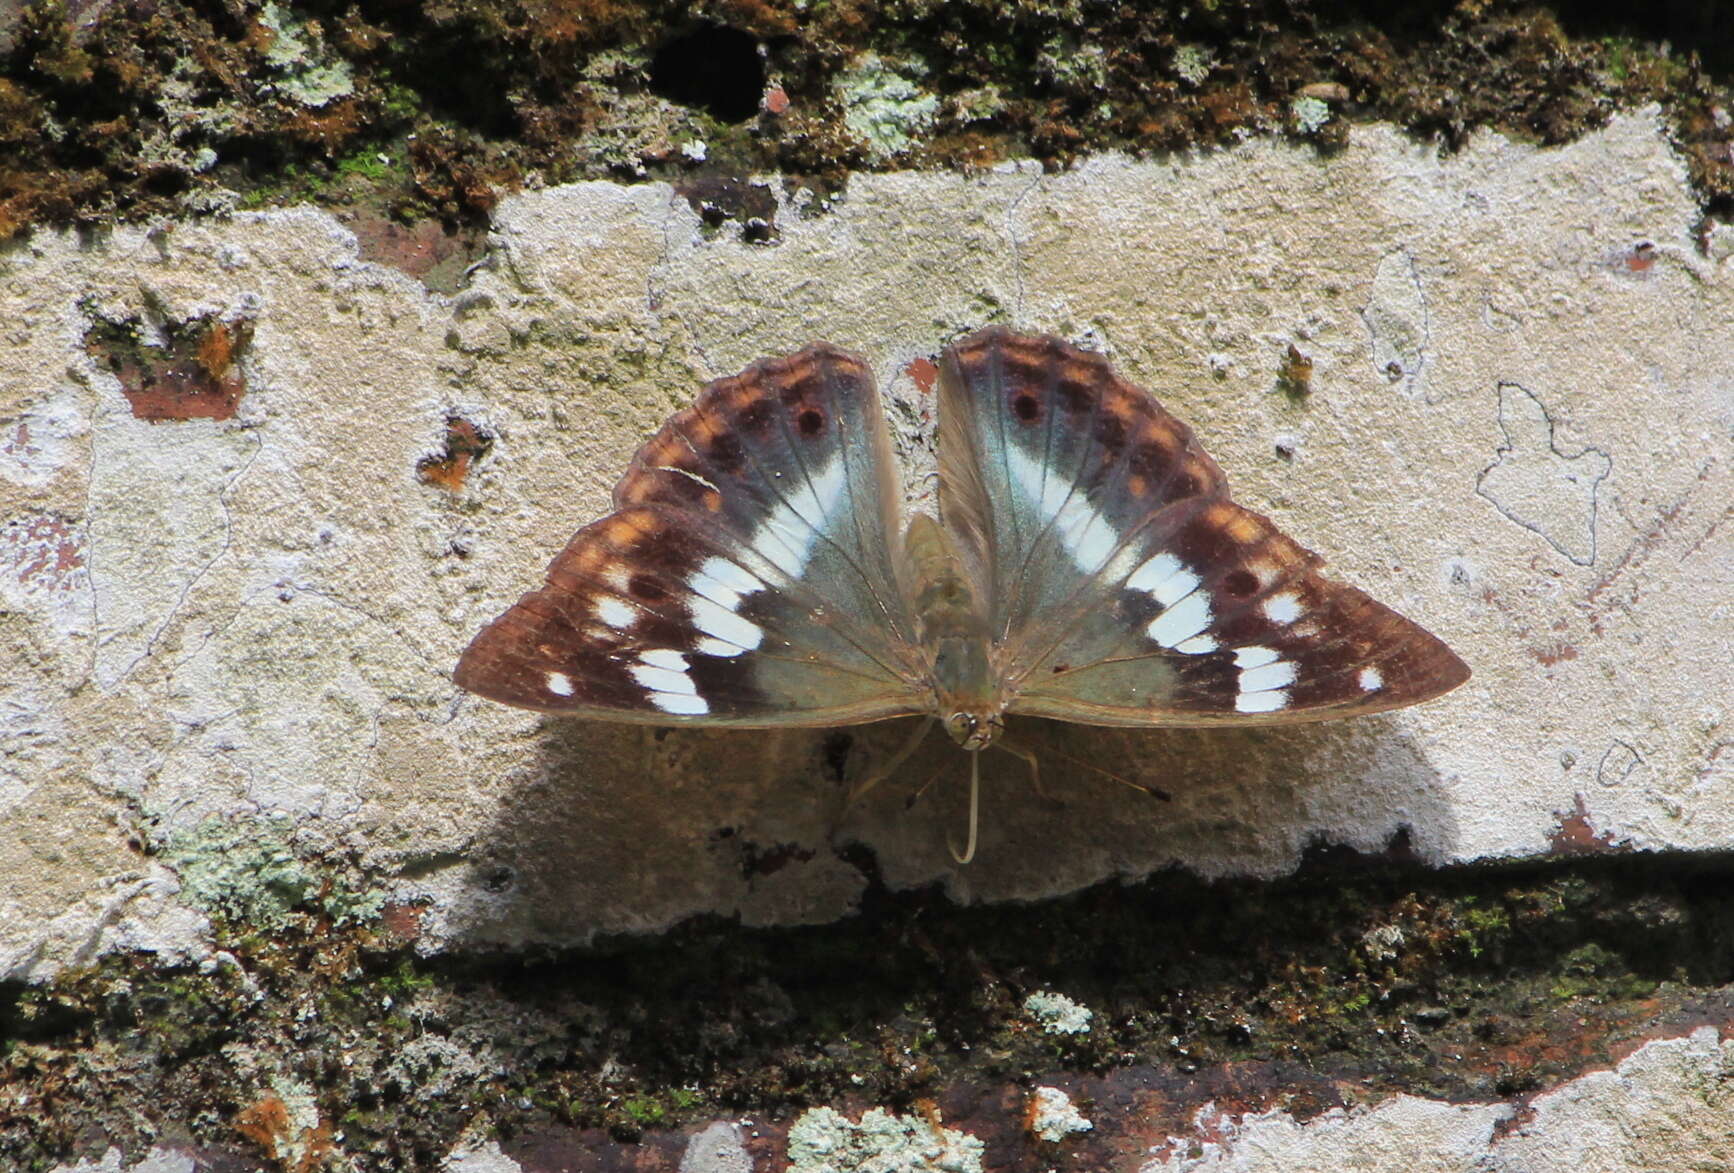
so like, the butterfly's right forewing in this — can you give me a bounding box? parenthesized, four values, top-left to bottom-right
(938, 327, 1228, 655)
(939, 327, 1469, 727)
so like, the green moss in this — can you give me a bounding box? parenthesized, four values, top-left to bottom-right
(335, 148, 403, 184)
(5, 852, 1733, 1165)
(1456, 902, 1514, 958)
(1, 0, 1732, 240)
(1336, 991, 1374, 1015)
(620, 1095, 667, 1125)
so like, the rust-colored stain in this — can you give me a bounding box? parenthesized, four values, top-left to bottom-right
(906, 355, 938, 395)
(233, 1092, 291, 1150)
(763, 84, 790, 115)
(418, 415, 494, 491)
(347, 212, 484, 292)
(234, 1091, 333, 1173)
(3, 513, 86, 597)
(3, 419, 41, 463)
(1549, 794, 1627, 855)
(1278, 342, 1313, 397)
(377, 901, 426, 944)
(87, 314, 254, 422)
(1623, 241, 1657, 272)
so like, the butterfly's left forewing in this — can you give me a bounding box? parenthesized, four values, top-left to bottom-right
(938, 327, 1469, 727)
(455, 345, 931, 726)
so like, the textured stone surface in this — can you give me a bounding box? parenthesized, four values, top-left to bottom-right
(2, 109, 1731, 977)
(44, 1027, 1730, 1170)
(1138, 1027, 1734, 1172)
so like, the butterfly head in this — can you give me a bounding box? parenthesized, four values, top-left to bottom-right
(943, 709, 1003, 751)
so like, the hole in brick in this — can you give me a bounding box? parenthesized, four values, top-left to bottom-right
(649, 24, 764, 122)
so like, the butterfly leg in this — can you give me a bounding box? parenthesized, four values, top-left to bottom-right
(947, 750, 982, 865)
(847, 717, 935, 805)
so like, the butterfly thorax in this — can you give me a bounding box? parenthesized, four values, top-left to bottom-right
(904, 514, 1004, 750)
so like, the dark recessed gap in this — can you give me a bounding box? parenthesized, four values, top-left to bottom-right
(648, 24, 764, 122)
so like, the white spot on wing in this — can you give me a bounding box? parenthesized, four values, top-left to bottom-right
(1263, 592, 1304, 625)
(629, 662, 697, 696)
(1235, 689, 1287, 714)
(1146, 590, 1212, 647)
(688, 594, 763, 651)
(596, 596, 637, 631)
(1005, 444, 1119, 574)
(1234, 645, 1279, 668)
(629, 650, 709, 715)
(696, 556, 763, 599)
(652, 692, 709, 715)
(1239, 660, 1297, 693)
(1235, 647, 1294, 711)
(1174, 634, 1217, 654)
(682, 559, 767, 653)
(1128, 552, 1201, 607)
(1359, 666, 1383, 691)
(750, 457, 848, 578)
(546, 671, 574, 697)
(1054, 495, 1117, 574)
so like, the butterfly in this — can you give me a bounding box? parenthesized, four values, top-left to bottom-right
(455, 328, 1470, 860)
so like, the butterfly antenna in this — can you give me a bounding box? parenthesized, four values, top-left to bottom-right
(1032, 741, 1172, 802)
(947, 750, 981, 865)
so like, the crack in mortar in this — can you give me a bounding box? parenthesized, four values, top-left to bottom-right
(1005, 169, 1042, 323)
(1475, 381, 1612, 568)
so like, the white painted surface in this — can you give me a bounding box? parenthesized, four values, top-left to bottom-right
(0, 111, 1729, 977)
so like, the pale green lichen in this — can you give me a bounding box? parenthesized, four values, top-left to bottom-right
(949, 85, 1005, 123)
(259, 1, 355, 108)
(1291, 95, 1332, 134)
(835, 54, 939, 162)
(160, 814, 382, 929)
(787, 1106, 984, 1173)
(1023, 990, 1093, 1035)
(1028, 1086, 1093, 1143)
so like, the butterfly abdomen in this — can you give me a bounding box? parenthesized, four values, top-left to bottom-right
(904, 513, 1004, 747)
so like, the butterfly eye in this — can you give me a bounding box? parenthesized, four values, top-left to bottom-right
(943, 711, 1001, 751)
